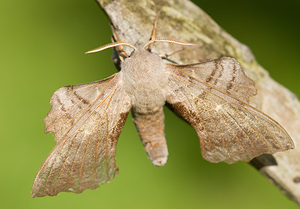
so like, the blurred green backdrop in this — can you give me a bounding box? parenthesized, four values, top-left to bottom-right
(1, 0, 299, 208)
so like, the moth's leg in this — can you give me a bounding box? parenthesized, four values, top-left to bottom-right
(110, 24, 129, 71)
(147, 9, 162, 52)
(160, 47, 184, 64)
(160, 47, 184, 59)
(111, 24, 129, 62)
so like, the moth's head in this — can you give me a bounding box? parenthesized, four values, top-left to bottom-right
(126, 45, 163, 66)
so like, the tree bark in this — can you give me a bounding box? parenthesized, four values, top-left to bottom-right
(96, 0, 300, 205)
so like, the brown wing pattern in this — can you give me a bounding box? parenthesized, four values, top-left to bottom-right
(31, 73, 131, 197)
(165, 58, 294, 164)
(173, 57, 257, 103)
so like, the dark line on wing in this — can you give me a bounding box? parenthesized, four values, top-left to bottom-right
(56, 78, 119, 146)
(166, 63, 256, 91)
(55, 95, 67, 112)
(214, 59, 224, 85)
(74, 91, 89, 105)
(170, 70, 268, 149)
(166, 66, 293, 151)
(205, 60, 217, 83)
(46, 74, 118, 131)
(226, 62, 236, 91)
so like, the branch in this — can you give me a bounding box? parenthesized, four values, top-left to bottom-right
(96, 0, 300, 205)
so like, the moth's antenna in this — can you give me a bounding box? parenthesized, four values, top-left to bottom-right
(143, 39, 195, 49)
(85, 42, 136, 54)
(148, 9, 162, 52)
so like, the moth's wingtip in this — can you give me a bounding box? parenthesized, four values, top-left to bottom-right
(289, 142, 295, 150)
(30, 189, 59, 198)
(31, 194, 37, 198)
(290, 137, 296, 149)
(31, 185, 45, 198)
(30, 190, 39, 198)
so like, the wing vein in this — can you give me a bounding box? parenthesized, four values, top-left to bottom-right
(168, 68, 286, 139)
(93, 112, 102, 187)
(46, 74, 117, 129)
(232, 103, 284, 151)
(43, 82, 120, 194)
(203, 102, 250, 161)
(42, 83, 119, 193)
(201, 103, 232, 160)
(52, 134, 77, 193)
(56, 80, 119, 147)
(78, 130, 93, 190)
(169, 76, 217, 161)
(168, 67, 251, 104)
(40, 133, 77, 196)
(69, 84, 120, 191)
(50, 75, 118, 144)
(220, 107, 258, 155)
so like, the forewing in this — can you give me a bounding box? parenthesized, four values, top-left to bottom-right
(165, 59, 294, 164)
(31, 73, 132, 197)
(173, 57, 256, 103)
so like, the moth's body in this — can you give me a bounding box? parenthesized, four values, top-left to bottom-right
(122, 47, 168, 112)
(122, 47, 169, 165)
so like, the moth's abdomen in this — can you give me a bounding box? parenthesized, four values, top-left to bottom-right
(132, 107, 168, 166)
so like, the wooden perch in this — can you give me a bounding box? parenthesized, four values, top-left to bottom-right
(96, 0, 300, 205)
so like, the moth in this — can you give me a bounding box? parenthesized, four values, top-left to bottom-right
(31, 13, 294, 198)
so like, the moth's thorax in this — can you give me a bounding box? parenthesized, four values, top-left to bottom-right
(121, 47, 168, 113)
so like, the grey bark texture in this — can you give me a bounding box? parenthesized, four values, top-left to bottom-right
(96, 0, 300, 205)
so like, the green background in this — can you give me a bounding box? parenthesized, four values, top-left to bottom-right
(1, 0, 299, 208)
